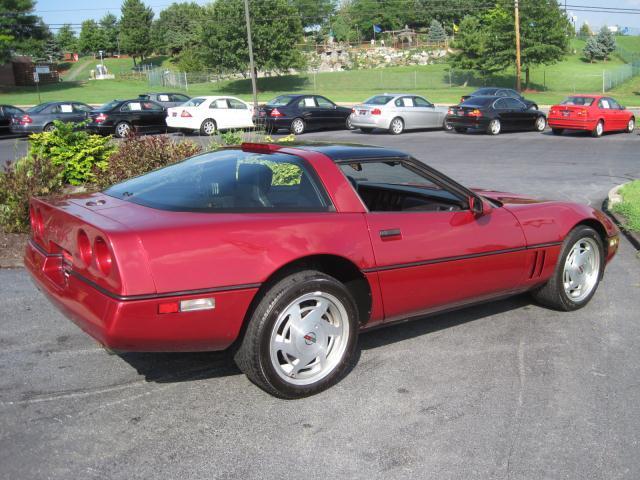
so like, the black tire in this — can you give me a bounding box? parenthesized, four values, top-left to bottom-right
(531, 226, 604, 311)
(43, 123, 56, 133)
(234, 270, 359, 398)
(626, 117, 635, 133)
(534, 115, 547, 132)
(551, 128, 564, 135)
(199, 118, 217, 136)
(360, 127, 374, 133)
(389, 117, 404, 135)
(591, 120, 604, 138)
(454, 127, 467, 133)
(290, 117, 305, 135)
(345, 115, 354, 130)
(487, 118, 501, 135)
(114, 121, 132, 138)
(443, 120, 453, 131)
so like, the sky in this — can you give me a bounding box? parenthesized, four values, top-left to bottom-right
(33, 0, 640, 33)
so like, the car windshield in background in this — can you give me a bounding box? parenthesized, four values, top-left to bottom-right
(105, 149, 331, 213)
(97, 101, 122, 112)
(27, 104, 50, 113)
(472, 88, 498, 96)
(363, 95, 394, 105)
(560, 96, 595, 106)
(460, 97, 494, 108)
(267, 95, 296, 106)
(183, 97, 206, 107)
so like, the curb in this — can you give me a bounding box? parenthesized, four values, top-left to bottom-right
(604, 183, 640, 251)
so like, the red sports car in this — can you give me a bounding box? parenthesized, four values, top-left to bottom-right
(548, 95, 635, 137)
(25, 143, 619, 398)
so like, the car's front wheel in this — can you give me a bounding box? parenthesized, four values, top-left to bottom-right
(234, 270, 359, 398)
(531, 226, 604, 311)
(626, 117, 635, 133)
(535, 116, 546, 132)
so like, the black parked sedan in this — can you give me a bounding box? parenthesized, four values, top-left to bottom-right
(257, 94, 353, 134)
(445, 96, 547, 135)
(0, 105, 24, 135)
(10, 101, 93, 135)
(461, 88, 538, 110)
(87, 99, 167, 138)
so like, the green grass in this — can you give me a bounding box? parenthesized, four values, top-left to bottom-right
(613, 180, 640, 232)
(2, 43, 640, 106)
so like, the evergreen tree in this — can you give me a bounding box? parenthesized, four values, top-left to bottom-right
(43, 36, 62, 61)
(578, 23, 592, 37)
(78, 20, 104, 56)
(289, 0, 334, 29)
(427, 19, 447, 43)
(152, 2, 204, 56)
(596, 25, 616, 61)
(0, 0, 49, 63)
(119, 0, 153, 65)
(56, 24, 78, 53)
(583, 36, 603, 63)
(99, 13, 119, 54)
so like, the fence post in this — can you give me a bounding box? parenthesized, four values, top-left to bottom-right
(602, 70, 605, 93)
(184, 71, 188, 92)
(414, 70, 417, 89)
(449, 69, 452, 88)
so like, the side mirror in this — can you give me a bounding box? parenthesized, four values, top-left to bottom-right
(469, 196, 483, 216)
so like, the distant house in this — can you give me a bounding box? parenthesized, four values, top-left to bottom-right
(0, 56, 60, 86)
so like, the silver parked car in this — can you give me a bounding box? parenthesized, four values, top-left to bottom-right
(350, 93, 450, 134)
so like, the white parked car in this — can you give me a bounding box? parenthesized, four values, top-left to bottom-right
(166, 96, 254, 135)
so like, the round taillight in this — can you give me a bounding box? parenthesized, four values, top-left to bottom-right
(94, 237, 113, 275)
(77, 230, 92, 267)
(30, 208, 43, 239)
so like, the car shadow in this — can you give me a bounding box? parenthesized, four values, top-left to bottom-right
(118, 294, 533, 384)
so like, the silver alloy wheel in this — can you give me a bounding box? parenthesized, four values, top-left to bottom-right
(596, 121, 604, 136)
(116, 122, 131, 137)
(43, 123, 56, 132)
(291, 118, 304, 134)
(535, 116, 546, 131)
(489, 119, 501, 135)
(562, 237, 601, 302)
(628, 118, 635, 133)
(443, 120, 453, 131)
(269, 291, 350, 386)
(202, 120, 216, 135)
(346, 115, 353, 129)
(390, 118, 403, 134)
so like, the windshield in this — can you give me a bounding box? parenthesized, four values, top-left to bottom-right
(267, 95, 296, 106)
(472, 88, 498, 96)
(560, 96, 595, 106)
(363, 95, 394, 105)
(96, 100, 122, 112)
(27, 103, 50, 113)
(105, 149, 331, 213)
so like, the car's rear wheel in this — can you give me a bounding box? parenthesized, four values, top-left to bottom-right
(234, 270, 358, 398)
(626, 117, 635, 133)
(443, 120, 453, 131)
(200, 119, 217, 136)
(487, 119, 501, 135)
(345, 115, 354, 130)
(389, 117, 404, 135)
(114, 121, 132, 138)
(592, 120, 604, 137)
(454, 127, 467, 133)
(535, 116, 546, 132)
(360, 127, 373, 133)
(43, 123, 56, 133)
(551, 128, 564, 135)
(290, 118, 305, 135)
(531, 226, 604, 311)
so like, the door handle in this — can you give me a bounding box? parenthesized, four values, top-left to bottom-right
(379, 229, 402, 240)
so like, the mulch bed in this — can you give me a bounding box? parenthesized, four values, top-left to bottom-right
(0, 231, 27, 268)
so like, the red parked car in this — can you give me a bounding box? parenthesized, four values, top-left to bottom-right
(25, 143, 620, 398)
(548, 95, 635, 137)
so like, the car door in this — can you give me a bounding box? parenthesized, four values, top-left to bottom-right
(596, 97, 617, 131)
(492, 98, 515, 129)
(0, 106, 8, 131)
(394, 96, 417, 129)
(121, 101, 145, 130)
(209, 98, 232, 129)
(72, 103, 92, 123)
(413, 96, 441, 128)
(294, 96, 320, 129)
(53, 103, 81, 124)
(340, 160, 529, 321)
(227, 97, 253, 128)
(605, 97, 625, 130)
(504, 97, 532, 129)
(141, 101, 166, 131)
(314, 95, 342, 127)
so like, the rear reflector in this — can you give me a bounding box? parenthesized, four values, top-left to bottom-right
(77, 229, 92, 266)
(94, 236, 113, 276)
(158, 298, 215, 314)
(180, 110, 192, 117)
(95, 113, 107, 123)
(371, 108, 382, 115)
(468, 109, 482, 118)
(21, 114, 32, 125)
(270, 108, 283, 117)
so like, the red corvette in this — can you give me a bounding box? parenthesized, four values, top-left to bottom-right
(25, 143, 619, 398)
(548, 95, 635, 137)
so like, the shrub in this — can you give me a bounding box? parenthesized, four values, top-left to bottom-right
(94, 135, 202, 189)
(0, 155, 65, 233)
(28, 120, 116, 185)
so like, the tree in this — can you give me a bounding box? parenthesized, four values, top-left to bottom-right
(78, 20, 104, 56)
(289, 0, 334, 29)
(201, 0, 304, 75)
(56, 24, 78, 53)
(579, 23, 592, 37)
(450, 15, 501, 77)
(583, 36, 603, 63)
(152, 2, 205, 56)
(119, 0, 153, 65)
(43, 37, 62, 61)
(596, 26, 616, 61)
(99, 13, 119, 54)
(0, 0, 49, 63)
(427, 20, 446, 43)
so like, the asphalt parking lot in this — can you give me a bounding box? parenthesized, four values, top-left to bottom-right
(1, 128, 640, 479)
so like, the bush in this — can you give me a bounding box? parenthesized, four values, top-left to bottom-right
(28, 120, 116, 185)
(0, 156, 65, 233)
(94, 135, 202, 188)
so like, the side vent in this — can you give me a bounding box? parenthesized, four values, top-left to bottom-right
(528, 250, 546, 279)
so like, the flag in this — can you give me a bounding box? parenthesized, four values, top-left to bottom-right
(373, 24, 382, 34)
(453, 23, 459, 33)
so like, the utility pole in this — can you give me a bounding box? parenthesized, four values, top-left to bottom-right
(514, 0, 522, 91)
(244, 0, 258, 112)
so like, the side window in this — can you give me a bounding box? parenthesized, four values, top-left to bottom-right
(413, 97, 432, 107)
(395, 97, 414, 107)
(73, 103, 92, 113)
(598, 98, 611, 109)
(211, 99, 229, 109)
(505, 98, 524, 109)
(142, 101, 163, 111)
(494, 99, 508, 109)
(122, 102, 143, 112)
(298, 97, 316, 108)
(504, 89, 519, 98)
(607, 98, 621, 109)
(59, 104, 74, 113)
(497, 90, 509, 97)
(315, 96, 335, 108)
(228, 98, 248, 110)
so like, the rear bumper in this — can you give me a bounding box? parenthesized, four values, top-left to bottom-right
(25, 240, 258, 352)
(257, 117, 293, 130)
(10, 124, 41, 134)
(350, 115, 390, 129)
(547, 117, 596, 131)
(86, 124, 115, 135)
(165, 116, 200, 130)
(445, 115, 489, 129)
